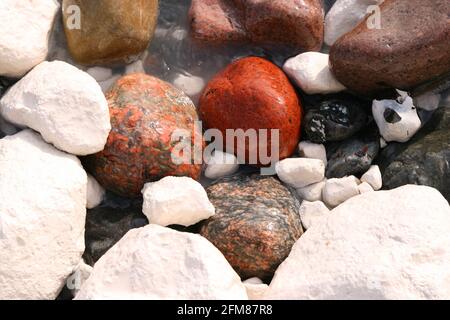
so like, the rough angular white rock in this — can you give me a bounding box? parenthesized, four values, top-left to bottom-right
(0, 61, 111, 155)
(172, 73, 206, 97)
(86, 174, 105, 209)
(243, 278, 269, 300)
(298, 141, 327, 167)
(66, 260, 93, 297)
(283, 52, 346, 95)
(204, 151, 239, 180)
(0, 0, 59, 77)
(322, 176, 359, 208)
(372, 95, 421, 143)
(299, 201, 331, 230)
(297, 179, 326, 202)
(265, 185, 450, 299)
(0, 130, 87, 299)
(325, 0, 384, 46)
(358, 181, 374, 194)
(75, 225, 248, 300)
(142, 176, 215, 227)
(276, 158, 325, 189)
(361, 165, 382, 191)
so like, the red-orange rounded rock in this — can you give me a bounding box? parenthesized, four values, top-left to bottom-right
(199, 57, 302, 165)
(84, 73, 203, 198)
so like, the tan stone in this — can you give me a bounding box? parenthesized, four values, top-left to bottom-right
(62, 0, 158, 66)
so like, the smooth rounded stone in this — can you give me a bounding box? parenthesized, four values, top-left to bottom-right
(326, 126, 380, 178)
(243, 278, 269, 300)
(325, 0, 384, 46)
(0, 0, 59, 77)
(298, 141, 328, 167)
(378, 107, 450, 202)
(361, 165, 382, 191)
(330, 0, 450, 96)
(283, 52, 346, 95)
(84, 73, 203, 198)
(297, 179, 326, 202)
(83, 198, 148, 265)
(358, 181, 374, 194)
(142, 176, 215, 227)
(204, 151, 240, 180)
(199, 57, 302, 165)
(299, 200, 331, 230)
(172, 73, 206, 98)
(414, 92, 441, 112)
(266, 185, 450, 299)
(276, 158, 325, 189)
(86, 174, 105, 209)
(322, 176, 360, 208)
(76, 225, 248, 300)
(373, 94, 421, 143)
(86, 67, 113, 82)
(303, 95, 369, 143)
(0, 130, 87, 299)
(62, 0, 159, 65)
(200, 174, 303, 281)
(189, 0, 324, 51)
(0, 61, 111, 156)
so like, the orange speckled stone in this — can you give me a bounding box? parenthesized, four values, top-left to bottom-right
(199, 57, 302, 164)
(84, 73, 203, 198)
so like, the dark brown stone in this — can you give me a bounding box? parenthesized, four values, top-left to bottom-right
(189, 0, 324, 51)
(200, 173, 303, 281)
(330, 0, 450, 97)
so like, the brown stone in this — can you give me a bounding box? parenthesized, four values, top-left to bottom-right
(330, 0, 450, 97)
(84, 73, 203, 198)
(200, 173, 303, 281)
(198, 57, 302, 165)
(62, 0, 159, 65)
(189, 0, 324, 51)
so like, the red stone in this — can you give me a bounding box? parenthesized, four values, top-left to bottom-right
(84, 73, 203, 198)
(198, 57, 302, 165)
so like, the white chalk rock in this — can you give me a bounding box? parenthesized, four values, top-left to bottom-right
(75, 225, 248, 300)
(142, 176, 215, 227)
(0, 61, 111, 155)
(322, 176, 359, 208)
(373, 95, 421, 143)
(276, 158, 325, 189)
(325, 0, 384, 46)
(66, 260, 93, 297)
(205, 151, 239, 180)
(172, 73, 206, 97)
(358, 182, 374, 194)
(361, 165, 382, 191)
(0, 0, 59, 77)
(283, 52, 346, 95)
(265, 185, 450, 299)
(0, 130, 87, 299)
(243, 278, 269, 300)
(297, 179, 326, 202)
(298, 141, 327, 167)
(299, 201, 331, 230)
(86, 174, 105, 209)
